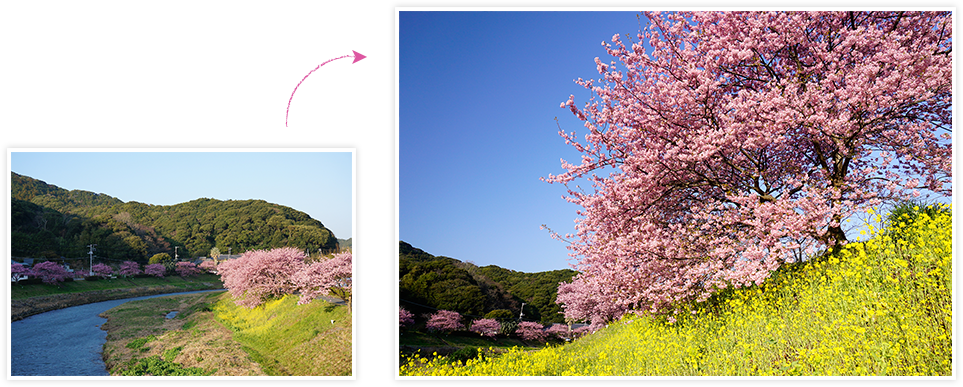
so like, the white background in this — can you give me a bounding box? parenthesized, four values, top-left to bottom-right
(0, 0, 390, 384)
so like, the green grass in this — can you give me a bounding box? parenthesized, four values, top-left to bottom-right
(11, 274, 223, 300)
(401, 205, 951, 376)
(212, 293, 352, 376)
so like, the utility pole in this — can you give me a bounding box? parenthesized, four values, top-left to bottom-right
(519, 302, 526, 321)
(87, 244, 96, 275)
(174, 246, 179, 261)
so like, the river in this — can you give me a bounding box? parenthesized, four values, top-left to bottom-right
(10, 290, 222, 376)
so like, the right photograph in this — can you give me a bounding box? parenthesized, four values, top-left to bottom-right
(398, 10, 952, 377)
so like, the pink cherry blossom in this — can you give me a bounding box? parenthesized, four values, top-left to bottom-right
(547, 11, 951, 324)
(118, 261, 141, 277)
(426, 310, 464, 333)
(144, 263, 166, 278)
(469, 318, 501, 337)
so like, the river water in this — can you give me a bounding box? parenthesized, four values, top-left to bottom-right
(10, 290, 222, 376)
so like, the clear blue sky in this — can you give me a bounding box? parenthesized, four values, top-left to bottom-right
(10, 150, 353, 240)
(399, 10, 953, 273)
(400, 11, 647, 273)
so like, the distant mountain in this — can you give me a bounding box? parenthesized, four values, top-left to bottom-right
(338, 238, 352, 250)
(399, 241, 577, 324)
(11, 172, 339, 261)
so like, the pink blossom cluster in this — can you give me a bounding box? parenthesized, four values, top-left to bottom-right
(91, 263, 113, 278)
(28, 261, 70, 285)
(547, 11, 951, 324)
(119, 261, 141, 277)
(144, 263, 166, 278)
(217, 247, 353, 309)
(175, 262, 201, 277)
(425, 310, 464, 333)
(11, 263, 28, 282)
(198, 259, 217, 274)
(469, 318, 501, 337)
(400, 307, 415, 328)
(292, 251, 352, 306)
(515, 321, 547, 342)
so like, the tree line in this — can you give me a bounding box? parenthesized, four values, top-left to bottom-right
(11, 172, 339, 262)
(399, 241, 576, 324)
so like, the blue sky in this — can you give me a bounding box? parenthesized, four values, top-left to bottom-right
(10, 150, 354, 240)
(400, 11, 647, 272)
(399, 10, 953, 273)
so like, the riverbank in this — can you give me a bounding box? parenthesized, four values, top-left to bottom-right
(11, 277, 223, 322)
(101, 292, 352, 376)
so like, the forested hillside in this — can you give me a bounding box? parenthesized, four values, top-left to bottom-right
(11, 172, 339, 261)
(399, 241, 576, 324)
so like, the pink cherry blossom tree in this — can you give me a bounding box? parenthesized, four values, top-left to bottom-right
(545, 323, 571, 341)
(11, 263, 28, 282)
(144, 263, 166, 278)
(400, 307, 415, 328)
(548, 11, 952, 324)
(198, 259, 217, 274)
(426, 310, 464, 334)
(218, 247, 306, 309)
(118, 261, 141, 277)
(292, 251, 352, 307)
(515, 321, 547, 342)
(175, 262, 201, 277)
(91, 263, 113, 278)
(29, 261, 69, 285)
(469, 318, 501, 338)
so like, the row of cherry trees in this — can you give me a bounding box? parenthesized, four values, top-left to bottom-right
(11, 260, 203, 285)
(399, 307, 591, 342)
(216, 247, 352, 309)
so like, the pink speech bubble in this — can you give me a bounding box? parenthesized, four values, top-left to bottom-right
(285, 50, 367, 127)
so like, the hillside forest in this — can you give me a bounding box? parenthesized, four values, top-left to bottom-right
(11, 172, 340, 263)
(399, 241, 576, 325)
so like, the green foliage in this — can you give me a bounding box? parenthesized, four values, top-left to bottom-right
(10, 172, 338, 260)
(119, 355, 213, 376)
(399, 255, 487, 316)
(476, 265, 577, 324)
(399, 241, 576, 324)
(125, 335, 158, 350)
(149, 253, 173, 265)
(485, 309, 515, 321)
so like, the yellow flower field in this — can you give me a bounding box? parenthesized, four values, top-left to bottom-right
(400, 205, 951, 376)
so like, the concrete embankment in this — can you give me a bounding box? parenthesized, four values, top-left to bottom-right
(11, 283, 223, 322)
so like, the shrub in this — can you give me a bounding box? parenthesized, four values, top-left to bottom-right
(148, 253, 173, 265)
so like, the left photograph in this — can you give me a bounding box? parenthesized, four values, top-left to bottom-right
(8, 149, 354, 378)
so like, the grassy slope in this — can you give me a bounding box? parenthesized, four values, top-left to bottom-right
(102, 291, 352, 376)
(212, 293, 352, 376)
(401, 208, 951, 376)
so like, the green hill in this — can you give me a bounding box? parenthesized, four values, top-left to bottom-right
(399, 241, 576, 324)
(11, 172, 338, 262)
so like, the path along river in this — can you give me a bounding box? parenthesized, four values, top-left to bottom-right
(11, 289, 223, 376)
